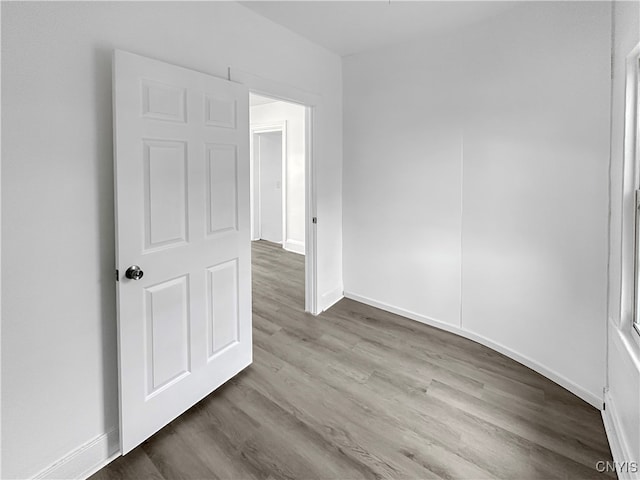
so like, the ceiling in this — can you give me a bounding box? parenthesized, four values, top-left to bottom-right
(240, 1, 520, 57)
(250, 93, 280, 106)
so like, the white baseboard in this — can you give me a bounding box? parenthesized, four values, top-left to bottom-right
(603, 391, 639, 480)
(321, 286, 344, 312)
(345, 291, 463, 334)
(284, 239, 305, 255)
(34, 428, 120, 480)
(343, 291, 603, 409)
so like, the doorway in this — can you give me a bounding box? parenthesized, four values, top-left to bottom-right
(250, 93, 307, 309)
(252, 128, 284, 244)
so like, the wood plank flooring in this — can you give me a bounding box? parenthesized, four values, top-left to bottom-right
(91, 240, 614, 480)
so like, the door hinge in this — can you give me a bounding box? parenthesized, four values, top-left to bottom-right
(312, 217, 317, 224)
(115, 269, 119, 282)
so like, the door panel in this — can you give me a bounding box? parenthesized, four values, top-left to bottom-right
(257, 131, 283, 243)
(206, 144, 238, 235)
(207, 259, 240, 357)
(141, 79, 187, 123)
(143, 140, 188, 249)
(205, 95, 237, 128)
(113, 50, 251, 454)
(144, 276, 190, 396)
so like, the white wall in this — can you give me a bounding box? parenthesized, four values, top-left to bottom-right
(605, 1, 640, 476)
(251, 100, 306, 254)
(1, 2, 342, 478)
(343, 1, 611, 406)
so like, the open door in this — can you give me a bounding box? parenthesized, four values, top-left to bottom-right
(113, 50, 251, 454)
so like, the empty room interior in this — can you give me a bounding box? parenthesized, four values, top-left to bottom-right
(2, 1, 640, 479)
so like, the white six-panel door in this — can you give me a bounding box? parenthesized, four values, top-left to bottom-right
(113, 50, 251, 454)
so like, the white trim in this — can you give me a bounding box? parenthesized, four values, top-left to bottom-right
(344, 291, 603, 409)
(305, 105, 318, 315)
(33, 428, 120, 480)
(345, 291, 459, 333)
(284, 239, 305, 255)
(630, 43, 640, 345)
(619, 41, 640, 341)
(80, 452, 120, 480)
(610, 317, 640, 381)
(604, 320, 640, 479)
(249, 129, 259, 241)
(234, 68, 320, 314)
(603, 391, 639, 480)
(0, 0, 3, 467)
(321, 286, 344, 312)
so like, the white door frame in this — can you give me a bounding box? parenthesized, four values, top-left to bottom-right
(251, 122, 287, 246)
(233, 68, 319, 315)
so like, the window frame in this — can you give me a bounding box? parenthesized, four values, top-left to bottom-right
(630, 52, 640, 336)
(634, 189, 640, 336)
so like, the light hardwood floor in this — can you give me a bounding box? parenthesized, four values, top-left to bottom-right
(91, 240, 614, 479)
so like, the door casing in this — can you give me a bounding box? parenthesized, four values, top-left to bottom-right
(238, 71, 319, 315)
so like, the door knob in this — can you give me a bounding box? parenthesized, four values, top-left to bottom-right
(125, 265, 144, 280)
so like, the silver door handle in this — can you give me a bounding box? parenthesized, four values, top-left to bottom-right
(125, 265, 144, 280)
